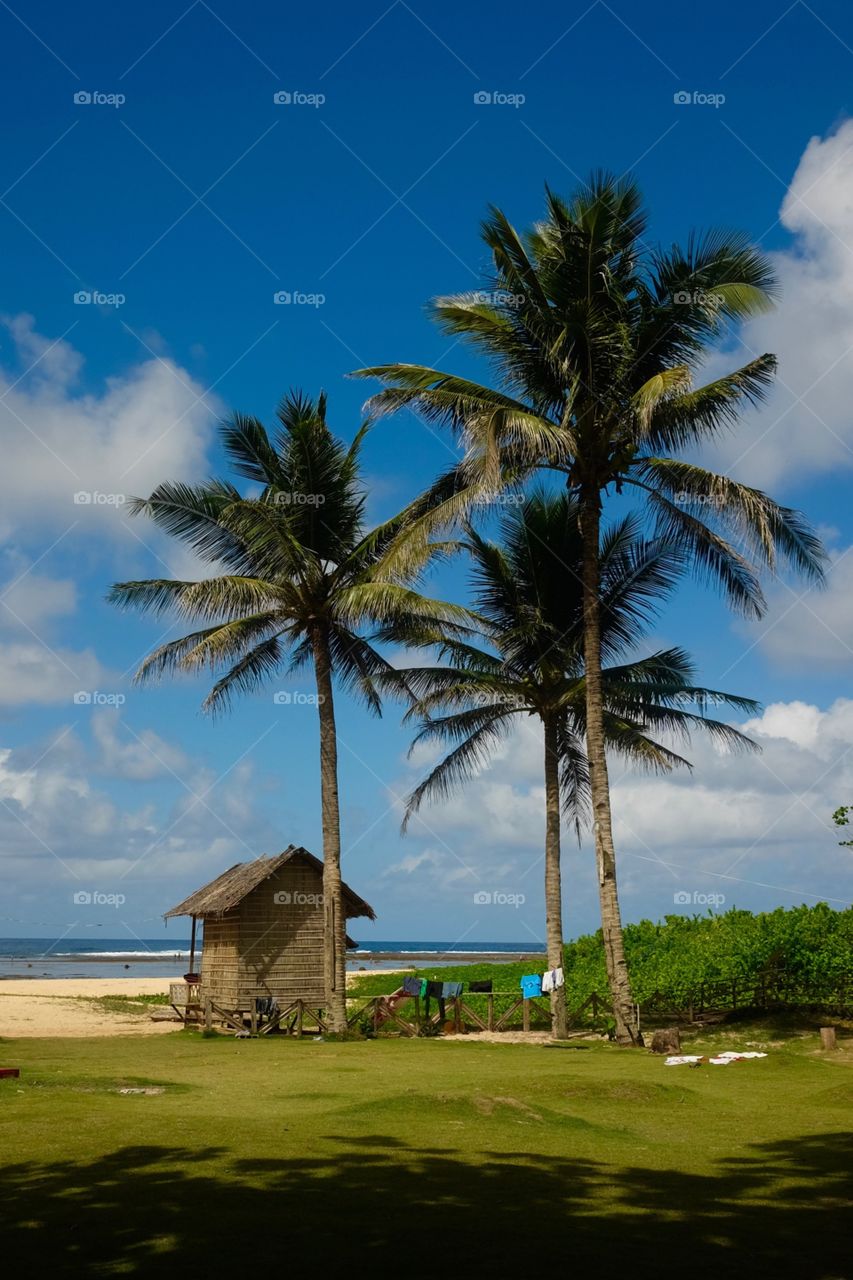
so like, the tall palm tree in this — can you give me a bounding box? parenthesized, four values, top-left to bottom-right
(394, 491, 759, 1039)
(109, 390, 470, 1034)
(354, 176, 826, 1041)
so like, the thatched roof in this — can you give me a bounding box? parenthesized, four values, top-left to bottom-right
(164, 845, 375, 921)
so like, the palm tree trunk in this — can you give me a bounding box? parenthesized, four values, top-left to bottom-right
(543, 715, 568, 1040)
(311, 623, 348, 1035)
(579, 492, 639, 1045)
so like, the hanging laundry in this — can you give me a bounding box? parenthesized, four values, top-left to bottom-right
(402, 976, 421, 997)
(541, 968, 564, 994)
(441, 981, 463, 999)
(419, 978, 428, 998)
(520, 974, 542, 999)
(425, 979, 445, 1019)
(468, 980, 493, 993)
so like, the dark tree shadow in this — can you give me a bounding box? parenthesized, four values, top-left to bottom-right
(0, 1132, 849, 1278)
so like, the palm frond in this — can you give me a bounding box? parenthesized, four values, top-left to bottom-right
(402, 710, 514, 832)
(202, 634, 285, 715)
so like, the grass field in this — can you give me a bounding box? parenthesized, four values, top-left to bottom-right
(0, 1021, 850, 1279)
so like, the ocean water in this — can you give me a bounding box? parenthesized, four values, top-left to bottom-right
(0, 937, 544, 980)
(0, 938, 196, 980)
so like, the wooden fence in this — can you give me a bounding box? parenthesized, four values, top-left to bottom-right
(187, 973, 852, 1036)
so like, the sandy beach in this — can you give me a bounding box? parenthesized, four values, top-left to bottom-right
(0, 974, 410, 1038)
(0, 978, 174, 1039)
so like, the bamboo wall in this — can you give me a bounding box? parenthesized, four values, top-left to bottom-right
(200, 860, 327, 1008)
(200, 917, 240, 1006)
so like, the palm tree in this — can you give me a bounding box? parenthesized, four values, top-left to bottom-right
(394, 491, 759, 1039)
(108, 390, 470, 1034)
(354, 176, 826, 1041)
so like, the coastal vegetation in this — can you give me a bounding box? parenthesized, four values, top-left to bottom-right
(350, 903, 853, 1016)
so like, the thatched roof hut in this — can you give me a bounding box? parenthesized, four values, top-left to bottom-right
(165, 845, 374, 1011)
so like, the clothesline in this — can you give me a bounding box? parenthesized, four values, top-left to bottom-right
(398, 970, 564, 1002)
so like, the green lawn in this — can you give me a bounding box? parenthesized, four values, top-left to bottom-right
(0, 1024, 850, 1279)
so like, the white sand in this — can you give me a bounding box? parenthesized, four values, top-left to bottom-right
(0, 973, 408, 1039)
(0, 977, 175, 1038)
(0, 978, 172, 998)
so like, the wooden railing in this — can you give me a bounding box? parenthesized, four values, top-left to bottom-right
(188, 973, 853, 1036)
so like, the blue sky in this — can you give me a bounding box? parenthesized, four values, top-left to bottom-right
(1, 0, 852, 947)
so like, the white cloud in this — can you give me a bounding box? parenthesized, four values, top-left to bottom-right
(0, 641, 116, 707)
(706, 119, 853, 488)
(394, 700, 853, 925)
(89, 708, 191, 781)
(0, 572, 77, 630)
(743, 700, 824, 749)
(746, 544, 853, 667)
(0, 314, 217, 542)
(0, 723, 282, 933)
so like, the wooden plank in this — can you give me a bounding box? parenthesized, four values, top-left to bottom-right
(346, 1000, 374, 1027)
(382, 1010, 418, 1037)
(210, 1003, 248, 1033)
(458, 1000, 487, 1031)
(494, 997, 523, 1031)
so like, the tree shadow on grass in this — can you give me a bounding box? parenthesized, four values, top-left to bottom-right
(0, 1132, 849, 1279)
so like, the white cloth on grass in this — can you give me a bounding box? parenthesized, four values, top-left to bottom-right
(709, 1051, 767, 1064)
(664, 1055, 703, 1066)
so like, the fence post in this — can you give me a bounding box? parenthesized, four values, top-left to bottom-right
(204, 997, 212, 1032)
(522, 998, 530, 1032)
(295, 999, 303, 1038)
(820, 1026, 838, 1051)
(487, 994, 495, 1031)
